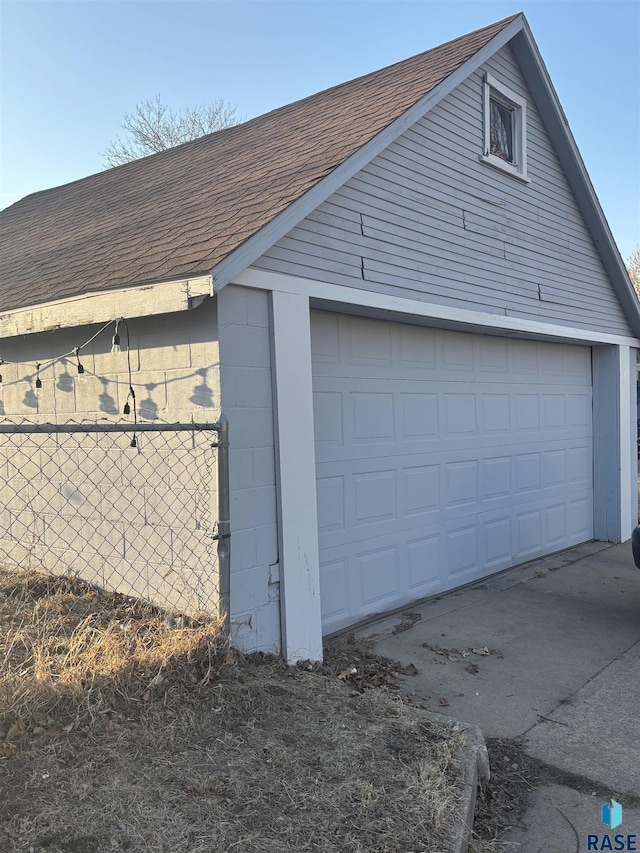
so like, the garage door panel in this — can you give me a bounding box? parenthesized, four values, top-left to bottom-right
(313, 385, 591, 464)
(313, 312, 594, 633)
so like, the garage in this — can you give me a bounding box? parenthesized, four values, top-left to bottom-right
(312, 311, 594, 634)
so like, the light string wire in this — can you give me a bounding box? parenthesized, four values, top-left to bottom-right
(0, 319, 139, 444)
(120, 319, 138, 448)
(0, 319, 116, 381)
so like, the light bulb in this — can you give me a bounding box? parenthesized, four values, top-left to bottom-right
(111, 333, 121, 354)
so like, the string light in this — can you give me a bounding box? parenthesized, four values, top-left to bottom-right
(111, 319, 122, 354)
(2, 318, 141, 452)
(121, 319, 138, 450)
(73, 347, 85, 374)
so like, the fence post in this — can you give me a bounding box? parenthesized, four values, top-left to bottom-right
(216, 414, 231, 634)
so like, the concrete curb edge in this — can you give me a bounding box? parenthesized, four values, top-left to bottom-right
(412, 707, 490, 853)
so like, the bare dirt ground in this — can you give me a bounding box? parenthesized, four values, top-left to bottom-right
(0, 566, 491, 853)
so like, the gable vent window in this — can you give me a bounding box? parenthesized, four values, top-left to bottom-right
(481, 72, 530, 182)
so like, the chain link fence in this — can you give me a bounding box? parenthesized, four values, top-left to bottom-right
(0, 420, 228, 621)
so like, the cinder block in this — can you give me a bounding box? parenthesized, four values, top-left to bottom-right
(254, 601, 282, 653)
(54, 367, 78, 415)
(4, 477, 33, 511)
(105, 560, 149, 603)
(219, 325, 271, 368)
(136, 331, 191, 371)
(255, 523, 278, 566)
(124, 449, 171, 490)
(225, 406, 274, 449)
(56, 481, 102, 518)
(8, 448, 41, 483)
(231, 485, 277, 531)
(228, 448, 254, 490)
(218, 286, 249, 326)
(92, 347, 131, 381)
(101, 485, 147, 525)
(124, 524, 173, 565)
(166, 366, 219, 415)
(74, 373, 118, 416)
(189, 340, 219, 371)
(230, 527, 258, 571)
(77, 449, 124, 487)
(246, 289, 270, 329)
(134, 372, 168, 421)
(230, 609, 257, 652)
(44, 512, 97, 550)
(35, 380, 56, 416)
(90, 519, 125, 557)
(227, 367, 273, 408)
(252, 447, 276, 487)
(40, 546, 73, 577)
(2, 380, 39, 416)
(172, 529, 218, 572)
(231, 564, 271, 612)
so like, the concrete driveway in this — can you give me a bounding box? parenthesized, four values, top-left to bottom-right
(356, 541, 640, 849)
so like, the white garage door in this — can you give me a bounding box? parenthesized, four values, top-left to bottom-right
(312, 312, 594, 634)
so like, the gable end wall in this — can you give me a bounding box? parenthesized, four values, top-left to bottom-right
(253, 44, 632, 338)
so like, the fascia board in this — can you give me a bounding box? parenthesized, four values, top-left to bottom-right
(0, 275, 213, 339)
(511, 24, 640, 338)
(210, 15, 526, 293)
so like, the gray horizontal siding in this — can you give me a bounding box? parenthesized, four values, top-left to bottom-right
(254, 44, 632, 337)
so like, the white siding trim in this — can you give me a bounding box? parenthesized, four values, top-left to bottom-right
(270, 291, 323, 662)
(235, 268, 640, 348)
(593, 344, 635, 543)
(0, 276, 213, 338)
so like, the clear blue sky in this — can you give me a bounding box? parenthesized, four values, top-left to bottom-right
(1, 0, 638, 260)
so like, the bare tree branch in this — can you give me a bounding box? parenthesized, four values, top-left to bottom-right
(101, 94, 241, 167)
(627, 248, 640, 296)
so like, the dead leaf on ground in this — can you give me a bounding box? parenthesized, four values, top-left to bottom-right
(338, 667, 357, 681)
(401, 663, 419, 676)
(464, 663, 479, 675)
(472, 647, 491, 656)
(439, 697, 450, 707)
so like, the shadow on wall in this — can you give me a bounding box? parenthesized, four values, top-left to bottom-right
(23, 383, 38, 410)
(139, 383, 159, 421)
(98, 377, 118, 416)
(56, 365, 74, 395)
(190, 368, 214, 409)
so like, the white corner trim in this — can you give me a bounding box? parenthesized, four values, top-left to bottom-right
(234, 268, 640, 348)
(0, 275, 213, 339)
(210, 16, 526, 292)
(618, 345, 633, 542)
(270, 290, 323, 663)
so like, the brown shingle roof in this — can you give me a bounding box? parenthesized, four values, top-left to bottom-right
(0, 16, 517, 314)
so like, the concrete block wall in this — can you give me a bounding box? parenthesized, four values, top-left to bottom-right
(0, 298, 221, 616)
(217, 284, 281, 654)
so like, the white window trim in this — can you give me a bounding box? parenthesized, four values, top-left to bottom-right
(480, 71, 530, 183)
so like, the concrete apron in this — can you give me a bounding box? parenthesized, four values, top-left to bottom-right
(355, 541, 640, 849)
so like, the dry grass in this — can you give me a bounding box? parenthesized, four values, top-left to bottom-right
(0, 566, 468, 853)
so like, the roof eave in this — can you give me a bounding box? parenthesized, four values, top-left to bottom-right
(0, 274, 213, 339)
(209, 14, 526, 293)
